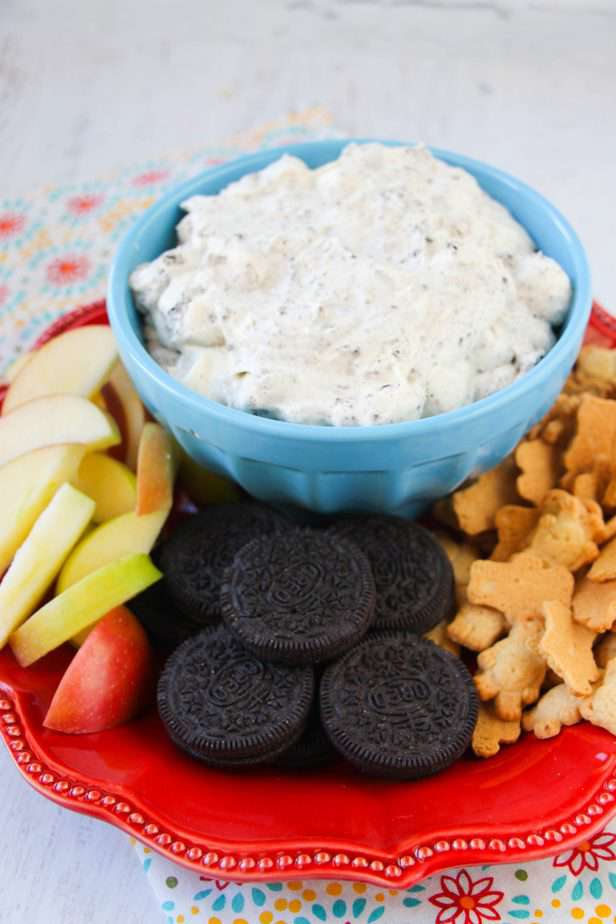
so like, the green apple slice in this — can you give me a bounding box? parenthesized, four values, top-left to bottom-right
(0, 394, 120, 468)
(10, 553, 162, 667)
(3, 325, 118, 413)
(0, 484, 95, 648)
(57, 509, 168, 594)
(75, 452, 137, 523)
(0, 445, 86, 574)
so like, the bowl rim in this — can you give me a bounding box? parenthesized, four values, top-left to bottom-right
(108, 138, 592, 444)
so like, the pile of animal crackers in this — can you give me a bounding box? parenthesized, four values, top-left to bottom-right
(431, 344, 616, 759)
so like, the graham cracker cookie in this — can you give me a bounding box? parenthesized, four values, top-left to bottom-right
(452, 457, 519, 536)
(515, 440, 560, 506)
(583, 499, 611, 545)
(580, 660, 616, 736)
(604, 516, 616, 543)
(577, 345, 616, 386)
(573, 575, 616, 633)
(588, 536, 616, 582)
(572, 458, 612, 505)
(595, 632, 616, 669)
(564, 394, 616, 476)
(447, 603, 507, 652)
(491, 505, 541, 562)
(472, 703, 521, 758)
(524, 489, 600, 572)
(468, 555, 574, 622)
(522, 684, 582, 739)
(603, 475, 616, 510)
(538, 600, 599, 696)
(530, 394, 580, 446)
(474, 620, 546, 721)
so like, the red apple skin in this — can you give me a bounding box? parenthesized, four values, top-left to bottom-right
(101, 382, 128, 465)
(44, 606, 156, 734)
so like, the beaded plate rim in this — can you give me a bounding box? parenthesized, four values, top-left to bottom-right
(1, 299, 616, 888)
(2, 687, 616, 888)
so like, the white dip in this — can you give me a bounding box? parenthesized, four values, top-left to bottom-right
(130, 144, 571, 426)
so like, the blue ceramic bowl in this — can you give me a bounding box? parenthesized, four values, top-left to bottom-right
(108, 140, 591, 517)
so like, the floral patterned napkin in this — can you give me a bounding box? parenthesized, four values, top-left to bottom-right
(2, 107, 616, 924)
(133, 828, 616, 924)
(0, 107, 337, 372)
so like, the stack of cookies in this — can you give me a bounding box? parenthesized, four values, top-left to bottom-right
(434, 344, 616, 758)
(144, 505, 478, 779)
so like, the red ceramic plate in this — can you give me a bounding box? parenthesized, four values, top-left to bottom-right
(2, 301, 616, 890)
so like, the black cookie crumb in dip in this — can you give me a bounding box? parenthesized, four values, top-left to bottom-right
(157, 625, 314, 768)
(221, 529, 376, 665)
(159, 502, 290, 626)
(329, 515, 454, 633)
(320, 633, 478, 779)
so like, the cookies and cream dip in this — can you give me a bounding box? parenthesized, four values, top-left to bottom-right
(130, 143, 571, 426)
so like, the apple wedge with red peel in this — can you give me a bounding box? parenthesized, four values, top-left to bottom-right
(3, 326, 118, 414)
(104, 362, 146, 470)
(0, 394, 120, 468)
(75, 452, 137, 523)
(57, 509, 168, 594)
(0, 444, 85, 574)
(136, 422, 178, 515)
(10, 553, 161, 667)
(90, 391, 108, 411)
(44, 606, 155, 734)
(0, 484, 95, 648)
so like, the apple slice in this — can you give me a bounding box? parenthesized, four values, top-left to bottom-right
(3, 351, 32, 385)
(179, 451, 242, 505)
(44, 606, 155, 734)
(57, 509, 168, 594)
(2, 325, 118, 414)
(104, 362, 146, 470)
(90, 391, 108, 410)
(0, 444, 85, 574)
(0, 394, 120, 468)
(136, 422, 178, 515)
(0, 484, 95, 648)
(75, 452, 137, 523)
(10, 553, 161, 667)
(3, 326, 118, 413)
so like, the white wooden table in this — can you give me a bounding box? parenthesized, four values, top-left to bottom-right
(1, 0, 615, 920)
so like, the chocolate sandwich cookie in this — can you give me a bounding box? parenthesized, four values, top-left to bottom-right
(129, 581, 200, 650)
(320, 633, 478, 779)
(329, 515, 454, 633)
(157, 625, 314, 768)
(221, 529, 376, 665)
(274, 700, 336, 771)
(159, 502, 289, 626)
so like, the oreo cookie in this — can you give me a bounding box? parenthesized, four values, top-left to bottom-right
(329, 515, 454, 633)
(157, 625, 314, 767)
(221, 529, 376, 665)
(274, 700, 336, 771)
(129, 581, 200, 650)
(320, 633, 478, 779)
(159, 503, 289, 626)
